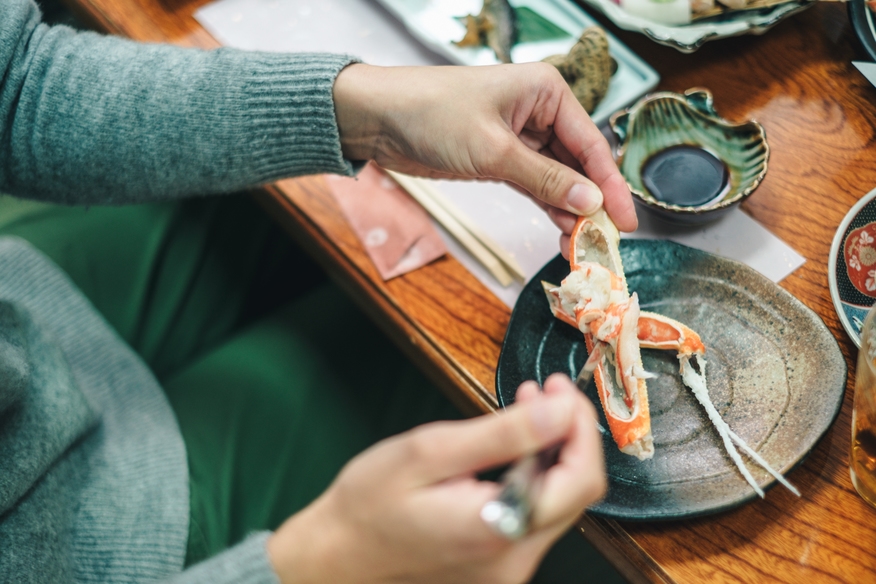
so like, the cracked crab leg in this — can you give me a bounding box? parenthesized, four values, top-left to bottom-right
(545, 210, 655, 460)
(638, 311, 705, 358)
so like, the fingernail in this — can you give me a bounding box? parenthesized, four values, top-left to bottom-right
(529, 395, 570, 440)
(566, 183, 602, 215)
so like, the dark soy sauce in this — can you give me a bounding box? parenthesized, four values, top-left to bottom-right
(641, 145, 729, 207)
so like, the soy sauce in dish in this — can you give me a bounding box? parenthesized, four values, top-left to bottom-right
(641, 145, 728, 207)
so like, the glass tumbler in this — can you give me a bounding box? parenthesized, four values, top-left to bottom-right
(852, 304, 876, 508)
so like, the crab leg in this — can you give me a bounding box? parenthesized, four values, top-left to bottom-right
(589, 293, 656, 459)
(638, 311, 705, 358)
(546, 210, 655, 460)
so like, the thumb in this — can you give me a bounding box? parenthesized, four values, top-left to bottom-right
(497, 138, 603, 216)
(404, 391, 578, 487)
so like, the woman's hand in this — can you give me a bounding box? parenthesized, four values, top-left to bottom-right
(267, 374, 605, 584)
(333, 63, 637, 241)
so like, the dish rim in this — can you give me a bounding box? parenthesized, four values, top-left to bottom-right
(828, 187, 876, 349)
(576, 0, 814, 52)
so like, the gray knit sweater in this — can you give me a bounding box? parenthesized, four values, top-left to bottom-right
(0, 0, 359, 581)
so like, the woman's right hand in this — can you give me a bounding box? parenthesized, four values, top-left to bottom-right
(333, 62, 637, 247)
(267, 374, 606, 584)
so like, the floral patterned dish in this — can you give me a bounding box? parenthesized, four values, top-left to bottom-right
(829, 187, 876, 348)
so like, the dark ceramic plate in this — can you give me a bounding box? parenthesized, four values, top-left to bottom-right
(849, 0, 876, 62)
(829, 188, 876, 348)
(496, 240, 846, 521)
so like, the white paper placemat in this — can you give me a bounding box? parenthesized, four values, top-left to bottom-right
(624, 206, 806, 285)
(197, 0, 445, 66)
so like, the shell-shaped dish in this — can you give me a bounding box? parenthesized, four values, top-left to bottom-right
(610, 88, 769, 225)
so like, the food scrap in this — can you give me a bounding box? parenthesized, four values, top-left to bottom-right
(680, 358, 800, 497)
(542, 27, 614, 114)
(454, 0, 517, 63)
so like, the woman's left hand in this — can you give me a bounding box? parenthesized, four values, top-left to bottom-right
(333, 62, 636, 241)
(267, 374, 605, 584)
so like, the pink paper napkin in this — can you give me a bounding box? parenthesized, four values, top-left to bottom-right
(326, 163, 447, 280)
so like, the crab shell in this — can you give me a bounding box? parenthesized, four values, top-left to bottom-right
(544, 209, 705, 461)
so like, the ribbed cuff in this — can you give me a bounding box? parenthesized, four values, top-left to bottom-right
(229, 51, 361, 183)
(167, 531, 279, 584)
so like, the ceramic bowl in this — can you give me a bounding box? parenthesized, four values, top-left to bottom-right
(578, 0, 813, 53)
(610, 88, 769, 225)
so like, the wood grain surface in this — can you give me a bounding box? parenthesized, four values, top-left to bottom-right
(60, 0, 876, 580)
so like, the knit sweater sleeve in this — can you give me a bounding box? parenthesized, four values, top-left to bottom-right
(0, 0, 360, 205)
(166, 532, 279, 584)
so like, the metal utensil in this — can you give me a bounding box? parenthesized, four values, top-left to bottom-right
(575, 342, 604, 390)
(480, 450, 552, 539)
(481, 344, 603, 539)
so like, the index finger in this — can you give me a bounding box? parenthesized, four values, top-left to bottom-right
(396, 391, 580, 487)
(553, 88, 637, 232)
(530, 375, 607, 530)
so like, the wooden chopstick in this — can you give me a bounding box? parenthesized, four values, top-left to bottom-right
(385, 170, 516, 287)
(403, 176, 527, 284)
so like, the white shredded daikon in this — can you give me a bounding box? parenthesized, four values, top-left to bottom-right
(679, 356, 800, 498)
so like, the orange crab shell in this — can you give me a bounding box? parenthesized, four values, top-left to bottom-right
(544, 212, 706, 461)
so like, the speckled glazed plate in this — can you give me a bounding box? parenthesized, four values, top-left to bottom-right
(829, 188, 876, 348)
(496, 240, 846, 521)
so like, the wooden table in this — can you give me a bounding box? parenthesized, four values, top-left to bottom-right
(62, 0, 876, 581)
